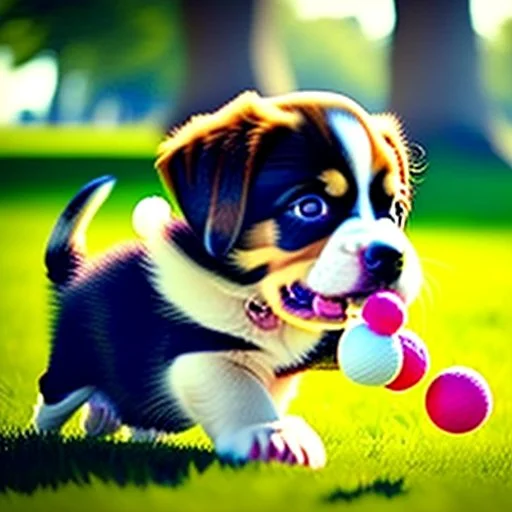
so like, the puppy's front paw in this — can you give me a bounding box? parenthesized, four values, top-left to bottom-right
(215, 416, 326, 469)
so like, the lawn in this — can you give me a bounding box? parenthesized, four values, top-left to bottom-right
(0, 147, 511, 512)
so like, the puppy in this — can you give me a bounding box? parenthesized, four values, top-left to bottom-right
(33, 91, 425, 468)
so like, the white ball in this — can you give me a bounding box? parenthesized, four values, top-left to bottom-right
(337, 323, 403, 386)
(132, 196, 172, 238)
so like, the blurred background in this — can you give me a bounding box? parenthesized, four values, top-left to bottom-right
(1, 0, 512, 229)
(0, 0, 511, 152)
(0, 0, 511, 223)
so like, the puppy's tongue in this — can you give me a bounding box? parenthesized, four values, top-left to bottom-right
(244, 298, 280, 331)
(312, 295, 345, 319)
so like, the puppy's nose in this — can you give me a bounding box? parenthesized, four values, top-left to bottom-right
(363, 242, 404, 283)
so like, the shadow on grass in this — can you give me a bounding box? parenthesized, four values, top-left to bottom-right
(0, 428, 216, 495)
(0, 428, 408, 505)
(324, 478, 406, 504)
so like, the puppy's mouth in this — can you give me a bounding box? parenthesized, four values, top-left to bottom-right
(245, 281, 374, 333)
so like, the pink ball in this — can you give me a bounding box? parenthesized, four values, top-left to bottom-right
(386, 330, 429, 391)
(362, 291, 407, 335)
(425, 367, 493, 434)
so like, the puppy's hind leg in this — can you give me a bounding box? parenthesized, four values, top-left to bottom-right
(85, 396, 161, 442)
(82, 392, 122, 437)
(33, 386, 95, 432)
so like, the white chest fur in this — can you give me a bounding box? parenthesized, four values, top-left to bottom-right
(145, 233, 321, 372)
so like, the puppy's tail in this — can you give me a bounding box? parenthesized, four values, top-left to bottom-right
(45, 175, 116, 288)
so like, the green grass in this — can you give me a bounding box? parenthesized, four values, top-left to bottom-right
(1, 160, 512, 511)
(0, 126, 162, 158)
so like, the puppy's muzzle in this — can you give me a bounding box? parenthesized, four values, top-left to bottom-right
(363, 241, 404, 285)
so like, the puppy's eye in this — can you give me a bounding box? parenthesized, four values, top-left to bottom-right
(290, 194, 329, 221)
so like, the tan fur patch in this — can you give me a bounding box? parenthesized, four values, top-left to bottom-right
(269, 239, 328, 273)
(233, 238, 328, 273)
(382, 172, 400, 198)
(233, 246, 292, 272)
(241, 220, 279, 249)
(320, 169, 349, 197)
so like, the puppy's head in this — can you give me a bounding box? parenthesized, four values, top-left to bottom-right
(156, 91, 426, 333)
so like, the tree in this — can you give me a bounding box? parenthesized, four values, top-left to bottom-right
(389, 0, 495, 154)
(170, 0, 295, 126)
(0, 0, 295, 125)
(0, 0, 184, 122)
(171, 0, 258, 125)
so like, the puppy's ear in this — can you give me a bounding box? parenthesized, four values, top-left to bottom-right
(371, 113, 428, 206)
(155, 91, 302, 258)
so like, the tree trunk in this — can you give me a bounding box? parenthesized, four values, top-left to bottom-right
(390, 0, 493, 153)
(171, 0, 260, 126)
(170, 0, 294, 128)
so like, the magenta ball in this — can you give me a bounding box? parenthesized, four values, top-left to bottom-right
(362, 291, 407, 335)
(425, 367, 493, 434)
(386, 330, 429, 391)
